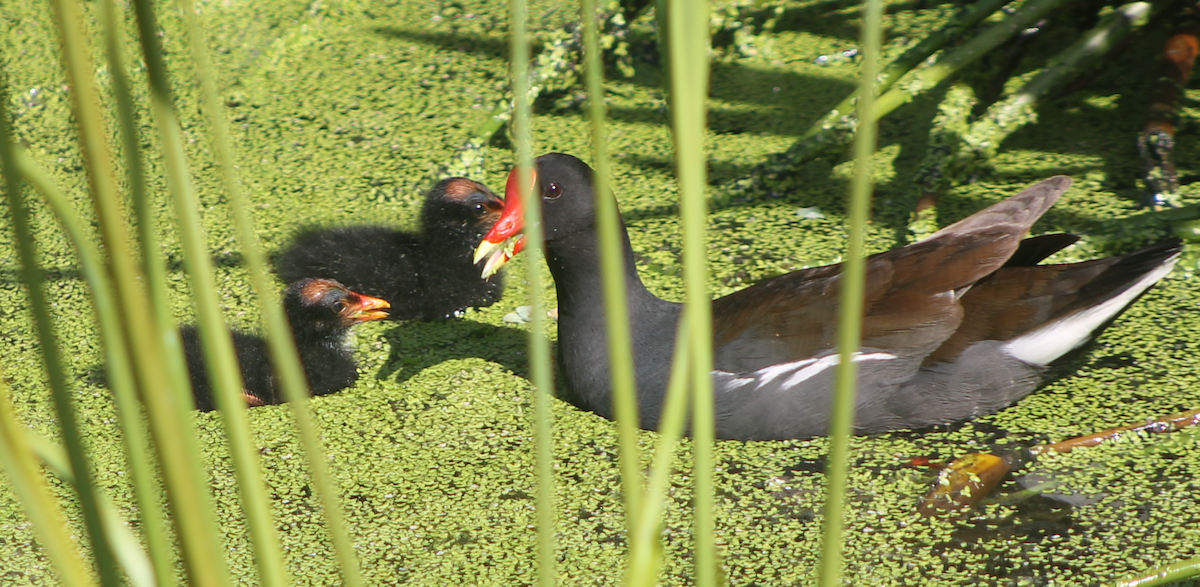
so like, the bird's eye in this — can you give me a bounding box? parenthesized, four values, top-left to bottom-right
(473, 203, 486, 216)
(545, 182, 563, 200)
(332, 300, 347, 314)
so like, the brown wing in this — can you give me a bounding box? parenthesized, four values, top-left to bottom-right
(711, 176, 1071, 373)
(925, 238, 1181, 364)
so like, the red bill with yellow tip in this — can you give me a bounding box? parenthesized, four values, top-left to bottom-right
(473, 167, 530, 278)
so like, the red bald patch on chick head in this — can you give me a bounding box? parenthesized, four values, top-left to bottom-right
(440, 178, 488, 202)
(298, 278, 341, 305)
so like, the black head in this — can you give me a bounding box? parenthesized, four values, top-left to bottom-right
(419, 177, 505, 240)
(282, 278, 391, 338)
(473, 153, 606, 277)
(530, 153, 600, 243)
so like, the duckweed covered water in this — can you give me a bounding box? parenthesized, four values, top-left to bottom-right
(2, 0, 1199, 584)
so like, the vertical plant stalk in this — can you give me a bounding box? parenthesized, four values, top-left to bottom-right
(46, 0, 230, 582)
(819, 0, 882, 584)
(93, 0, 180, 582)
(95, 4, 220, 582)
(626, 324, 692, 587)
(175, 0, 373, 584)
(0, 77, 99, 587)
(0, 375, 99, 587)
(128, 0, 290, 583)
(0, 36, 121, 587)
(580, 0, 644, 542)
(25, 432, 156, 587)
(510, 0, 557, 585)
(665, 0, 715, 585)
(16, 151, 166, 587)
(175, 0, 366, 581)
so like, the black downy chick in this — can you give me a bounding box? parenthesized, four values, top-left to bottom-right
(183, 278, 390, 411)
(275, 177, 505, 321)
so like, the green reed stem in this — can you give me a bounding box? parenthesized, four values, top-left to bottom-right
(93, 0, 180, 581)
(818, 0, 882, 584)
(16, 151, 169, 587)
(122, 0, 244, 583)
(1111, 556, 1200, 587)
(510, 0, 557, 585)
(627, 324, 692, 587)
(0, 374, 98, 587)
(103, 0, 203, 448)
(580, 0, 643, 539)
(96, 3, 218, 581)
(0, 42, 120, 587)
(46, 0, 228, 582)
(665, 1, 715, 585)
(174, 0, 368, 583)
(25, 432, 156, 587)
(127, 0, 289, 584)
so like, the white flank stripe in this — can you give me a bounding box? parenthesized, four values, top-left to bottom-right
(713, 352, 899, 391)
(753, 358, 817, 389)
(780, 352, 897, 388)
(1004, 259, 1177, 366)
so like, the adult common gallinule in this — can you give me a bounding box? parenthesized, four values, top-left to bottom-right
(276, 177, 505, 321)
(183, 278, 390, 411)
(474, 153, 1182, 441)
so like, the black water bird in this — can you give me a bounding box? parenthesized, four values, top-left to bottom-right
(184, 278, 390, 411)
(473, 153, 1182, 440)
(276, 177, 506, 321)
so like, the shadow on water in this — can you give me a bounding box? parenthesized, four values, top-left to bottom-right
(371, 27, 508, 61)
(377, 319, 530, 384)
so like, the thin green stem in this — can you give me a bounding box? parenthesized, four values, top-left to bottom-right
(93, 0, 179, 581)
(626, 324, 692, 587)
(26, 433, 156, 587)
(122, 0, 246, 583)
(0, 374, 98, 587)
(129, 0, 286, 582)
(510, 1, 556, 585)
(580, 0, 643, 545)
(16, 151, 167, 587)
(0, 35, 120, 587)
(1111, 556, 1200, 587)
(818, 0, 882, 584)
(666, 1, 715, 585)
(0, 69, 100, 587)
(174, 0, 365, 580)
(175, 0, 362, 584)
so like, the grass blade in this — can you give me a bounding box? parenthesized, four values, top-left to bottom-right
(171, 0, 366, 581)
(0, 374, 98, 587)
(92, 0, 182, 581)
(0, 36, 120, 587)
(125, 0, 291, 584)
(509, 0, 557, 584)
(818, 0, 883, 584)
(580, 0, 644, 548)
(627, 324, 692, 587)
(25, 433, 156, 587)
(665, 1, 716, 585)
(49, 0, 236, 581)
(16, 150, 171, 587)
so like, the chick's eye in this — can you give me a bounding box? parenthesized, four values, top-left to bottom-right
(545, 182, 563, 200)
(331, 300, 347, 314)
(473, 203, 486, 216)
